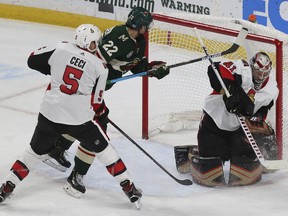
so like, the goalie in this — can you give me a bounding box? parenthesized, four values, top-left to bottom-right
(189, 52, 278, 187)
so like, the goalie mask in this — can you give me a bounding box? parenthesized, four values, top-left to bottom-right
(126, 7, 153, 31)
(250, 52, 272, 90)
(74, 24, 102, 53)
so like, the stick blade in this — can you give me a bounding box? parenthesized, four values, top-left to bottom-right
(235, 27, 248, 46)
(221, 27, 248, 56)
(175, 178, 193, 186)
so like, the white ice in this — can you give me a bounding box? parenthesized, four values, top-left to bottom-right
(0, 18, 288, 216)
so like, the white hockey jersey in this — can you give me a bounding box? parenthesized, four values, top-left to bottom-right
(203, 60, 278, 131)
(31, 41, 108, 125)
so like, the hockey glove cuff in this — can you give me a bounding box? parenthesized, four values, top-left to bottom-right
(151, 66, 170, 79)
(93, 101, 110, 132)
(147, 61, 166, 70)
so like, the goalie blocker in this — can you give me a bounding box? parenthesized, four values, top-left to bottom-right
(174, 118, 278, 187)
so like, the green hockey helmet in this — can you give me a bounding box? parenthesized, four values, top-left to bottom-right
(126, 7, 153, 30)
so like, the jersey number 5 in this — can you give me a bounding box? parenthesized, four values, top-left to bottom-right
(60, 65, 83, 95)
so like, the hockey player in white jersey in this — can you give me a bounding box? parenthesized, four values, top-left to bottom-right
(44, 7, 170, 173)
(0, 24, 142, 207)
(190, 52, 278, 187)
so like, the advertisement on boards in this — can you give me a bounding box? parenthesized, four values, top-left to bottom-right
(84, 0, 288, 33)
(1, 0, 287, 33)
(242, 0, 288, 34)
(81, 0, 211, 21)
(84, 0, 211, 15)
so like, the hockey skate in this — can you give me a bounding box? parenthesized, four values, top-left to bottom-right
(63, 170, 85, 198)
(0, 181, 15, 203)
(42, 146, 71, 172)
(120, 180, 142, 209)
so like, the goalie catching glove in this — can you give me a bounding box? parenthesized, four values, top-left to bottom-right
(148, 61, 170, 79)
(245, 108, 274, 135)
(248, 115, 263, 127)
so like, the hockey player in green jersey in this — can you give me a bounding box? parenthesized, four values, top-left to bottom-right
(98, 6, 169, 90)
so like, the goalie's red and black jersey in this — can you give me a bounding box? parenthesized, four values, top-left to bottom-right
(97, 25, 147, 74)
(204, 59, 278, 131)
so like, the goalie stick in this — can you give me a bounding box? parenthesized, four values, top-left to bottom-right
(194, 27, 288, 170)
(106, 28, 248, 85)
(108, 119, 193, 186)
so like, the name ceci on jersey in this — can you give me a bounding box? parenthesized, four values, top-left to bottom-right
(70, 56, 86, 69)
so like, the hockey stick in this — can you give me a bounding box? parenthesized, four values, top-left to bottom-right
(194, 27, 288, 170)
(108, 119, 193, 186)
(106, 29, 247, 85)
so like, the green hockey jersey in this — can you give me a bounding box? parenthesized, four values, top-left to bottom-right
(98, 25, 147, 74)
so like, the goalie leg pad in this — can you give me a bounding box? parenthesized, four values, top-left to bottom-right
(251, 132, 278, 160)
(228, 156, 263, 186)
(174, 145, 197, 174)
(190, 153, 225, 187)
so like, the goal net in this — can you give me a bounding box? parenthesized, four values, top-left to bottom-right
(142, 13, 288, 159)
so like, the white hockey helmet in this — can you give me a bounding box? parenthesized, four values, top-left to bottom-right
(250, 52, 272, 88)
(74, 24, 101, 53)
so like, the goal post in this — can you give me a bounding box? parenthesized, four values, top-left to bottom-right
(142, 13, 288, 159)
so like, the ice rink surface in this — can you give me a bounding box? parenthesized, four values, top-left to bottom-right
(0, 18, 288, 216)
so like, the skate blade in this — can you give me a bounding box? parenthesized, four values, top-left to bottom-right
(134, 200, 141, 210)
(0, 193, 14, 204)
(63, 182, 83, 198)
(42, 158, 68, 172)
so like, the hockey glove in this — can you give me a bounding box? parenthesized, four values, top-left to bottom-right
(223, 93, 242, 114)
(223, 85, 255, 117)
(207, 62, 240, 92)
(147, 61, 166, 70)
(240, 90, 255, 117)
(151, 66, 170, 79)
(148, 61, 170, 80)
(93, 101, 110, 133)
